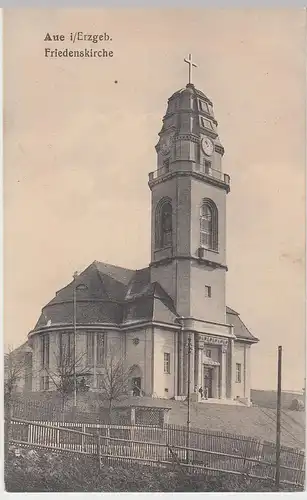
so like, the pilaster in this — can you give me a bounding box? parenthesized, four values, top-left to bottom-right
(182, 331, 189, 394)
(244, 343, 251, 400)
(219, 343, 228, 399)
(179, 329, 184, 395)
(194, 342, 203, 390)
(231, 340, 237, 399)
(189, 333, 195, 393)
(227, 335, 235, 399)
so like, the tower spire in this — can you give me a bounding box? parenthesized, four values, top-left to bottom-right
(184, 53, 198, 85)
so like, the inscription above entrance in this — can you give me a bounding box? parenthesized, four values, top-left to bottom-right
(198, 335, 228, 353)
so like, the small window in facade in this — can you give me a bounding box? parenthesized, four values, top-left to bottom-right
(87, 332, 95, 366)
(206, 349, 212, 358)
(40, 334, 50, 369)
(164, 353, 171, 374)
(60, 332, 73, 365)
(236, 363, 242, 383)
(205, 285, 212, 298)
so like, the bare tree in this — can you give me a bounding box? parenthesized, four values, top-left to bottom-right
(97, 350, 131, 422)
(5, 354, 23, 404)
(44, 346, 92, 415)
(4, 346, 31, 459)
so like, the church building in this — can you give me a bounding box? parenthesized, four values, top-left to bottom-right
(28, 56, 258, 404)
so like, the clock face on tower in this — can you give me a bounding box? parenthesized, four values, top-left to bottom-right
(202, 137, 214, 156)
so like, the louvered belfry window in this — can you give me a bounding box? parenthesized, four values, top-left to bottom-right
(161, 203, 172, 247)
(200, 199, 218, 251)
(155, 197, 173, 249)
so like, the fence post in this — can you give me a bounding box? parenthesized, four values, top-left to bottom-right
(27, 423, 31, 444)
(275, 345, 282, 491)
(106, 426, 110, 454)
(81, 424, 85, 452)
(130, 408, 136, 443)
(56, 423, 60, 448)
(96, 429, 101, 469)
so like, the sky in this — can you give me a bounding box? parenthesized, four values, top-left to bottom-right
(3, 8, 306, 391)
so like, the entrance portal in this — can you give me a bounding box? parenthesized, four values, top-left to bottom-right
(204, 367, 213, 399)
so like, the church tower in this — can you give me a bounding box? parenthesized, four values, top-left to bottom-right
(149, 55, 230, 325)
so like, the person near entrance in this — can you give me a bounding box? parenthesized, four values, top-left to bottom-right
(132, 377, 141, 396)
(204, 367, 213, 399)
(198, 386, 203, 400)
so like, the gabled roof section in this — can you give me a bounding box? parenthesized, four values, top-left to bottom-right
(123, 269, 178, 323)
(125, 267, 151, 299)
(152, 282, 178, 317)
(125, 268, 177, 316)
(8, 341, 32, 355)
(226, 306, 258, 343)
(226, 306, 239, 315)
(48, 262, 111, 306)
(123, 297, 154, 324)
(46, 261, 135, 308)
(94, 261, 135, 287)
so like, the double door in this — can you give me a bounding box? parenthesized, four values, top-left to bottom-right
(203, 367, 213, 398)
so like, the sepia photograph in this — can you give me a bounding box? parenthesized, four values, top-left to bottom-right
(3, 8, 306, 492)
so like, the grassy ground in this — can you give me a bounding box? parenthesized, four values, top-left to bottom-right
(12, 392, 305, 449)
(108, 395, 305, 449)
(166, 399, 305, 449)
(4, 448, 303, 492)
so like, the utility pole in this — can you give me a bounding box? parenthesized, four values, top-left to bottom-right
(186, 336, 192, 464)
(72, 273, 88, 408)
(73, 274, 78, 408)
(275, 345, 282, 491)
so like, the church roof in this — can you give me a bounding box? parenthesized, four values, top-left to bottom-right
(6, 341, 32, 356)
(156, 82, 224, 155)
(168, 83, 213, 106)
(32, 261, 258, 343)
(226, 307, 258, 342)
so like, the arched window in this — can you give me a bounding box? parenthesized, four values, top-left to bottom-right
(155, 198, 173, 249)
(200, 199, 218, 251)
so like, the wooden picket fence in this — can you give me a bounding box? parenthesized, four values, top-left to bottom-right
(8, 418, 305, 487)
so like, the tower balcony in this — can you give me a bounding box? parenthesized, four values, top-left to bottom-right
(148, 162, 231, 193)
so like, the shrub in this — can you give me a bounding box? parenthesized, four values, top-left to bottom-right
(4, 447, 303, 493)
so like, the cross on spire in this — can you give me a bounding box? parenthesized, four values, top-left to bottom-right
(184, 53, 198, 85)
